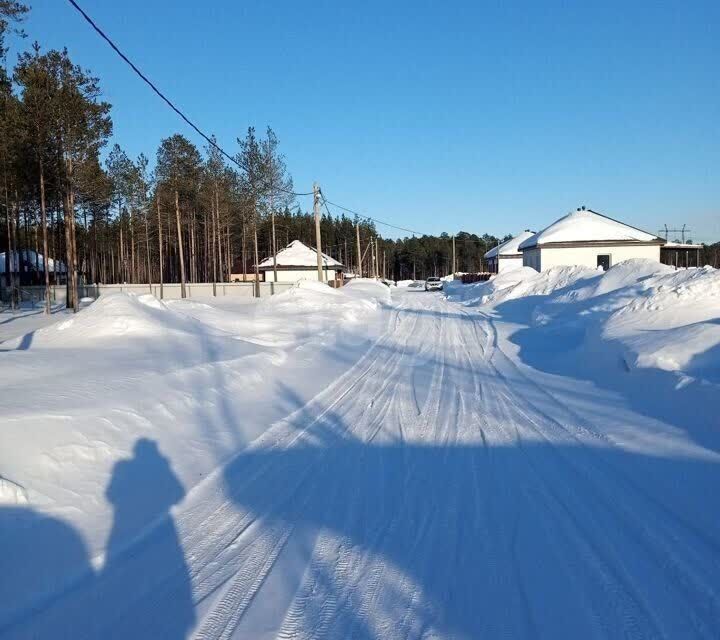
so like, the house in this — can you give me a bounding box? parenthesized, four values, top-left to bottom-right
(0, 250, 67, 286)
(484, 231, 536, 273)
(257, 240, 344, 283)
(519, 208, 664, 272)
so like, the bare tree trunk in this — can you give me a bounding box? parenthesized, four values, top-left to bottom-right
(130, 206, 136, 283)
(190, 209, 197, 283)
(38, 159, 51, 314)
(211, 189, 217, 295)
(215, 189, 223, 283)
(241, 221, 247, 282)
(270, 193, 277, 282)
(145, 199, 152, 292)
(253, 213, 260, 297)
(157, 193, 164, 299)
(174, 189, 186, 298)
(226, 220, 231, 281)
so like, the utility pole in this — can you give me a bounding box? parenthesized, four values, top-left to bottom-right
(313, 183, 323, 282)
(355, 222, 362, 277)
(375, 237, 380, 279)
(370, 238, 375, 278)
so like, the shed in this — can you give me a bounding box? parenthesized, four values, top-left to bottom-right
(519, 208, 664, 272)
(660, 242, 702, 269)
(257, 240, 344, 283)
(484, 231, 536, 273)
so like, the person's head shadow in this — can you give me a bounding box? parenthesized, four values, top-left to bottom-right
(104, 438, 185, 552)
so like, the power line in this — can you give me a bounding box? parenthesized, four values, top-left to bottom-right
(319, 192, 427, 236)
(66, 0, 312, 199)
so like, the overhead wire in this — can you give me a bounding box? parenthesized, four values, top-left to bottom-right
(66, 0, 312, 199)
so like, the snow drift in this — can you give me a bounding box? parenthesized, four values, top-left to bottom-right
(449, 259, 720, 386)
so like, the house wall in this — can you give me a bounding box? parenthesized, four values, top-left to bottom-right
(497, 255, 524, 272)
(263, 268, 339, 283)
(538, 245, 660, 271)
(523, 248, 542, 271)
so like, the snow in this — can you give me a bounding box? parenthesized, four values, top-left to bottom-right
(2, 261, 719, 638)
(257, 239, 342, 269)
(0, 250, 67, 273)
(519, 209, 660, 249)
(484, 230, 535, 258)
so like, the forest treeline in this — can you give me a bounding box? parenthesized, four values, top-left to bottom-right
(1, 3, 511, 313)
(6, 4, 714, 313)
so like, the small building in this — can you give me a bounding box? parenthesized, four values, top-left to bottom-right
(660, 242, 702, 269)
(484, 231, 536, 273)
(257, 240, 344, 284)
(519, 208, 664, 272)
(0, 250, 67, 286)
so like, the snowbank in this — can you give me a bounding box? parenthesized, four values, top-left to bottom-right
(343, 278, 393, 305)
(0, 283, 389, 630)
(455, 259, 720, 386)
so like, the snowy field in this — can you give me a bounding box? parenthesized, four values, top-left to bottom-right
(1, 264, 719, 639)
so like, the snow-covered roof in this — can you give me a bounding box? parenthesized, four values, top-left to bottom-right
(662, 242, 701, 249)
(257, 240, 343, 270)
(485, 231, 536, 259)
(0, 250, 67, 273)
(519, 209, 661, 250)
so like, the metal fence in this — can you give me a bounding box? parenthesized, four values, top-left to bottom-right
(0, 281, 294, 305)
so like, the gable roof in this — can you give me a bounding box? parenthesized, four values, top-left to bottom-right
(484, 231, 536, 259)
(519, 209, 661, 250)
(257, 240, 343, 270)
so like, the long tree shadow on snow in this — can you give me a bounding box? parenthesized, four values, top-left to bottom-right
(221, 432, 720, 638)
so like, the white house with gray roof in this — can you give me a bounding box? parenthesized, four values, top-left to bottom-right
(519, 208, 664, 272)
(484, 231, 536, 273)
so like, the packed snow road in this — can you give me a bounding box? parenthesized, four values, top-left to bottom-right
(6, 286, 720, 639)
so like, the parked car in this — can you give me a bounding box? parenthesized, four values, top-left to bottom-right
(425, 277, 443, 291)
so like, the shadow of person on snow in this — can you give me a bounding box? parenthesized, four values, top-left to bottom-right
(99, 437, 195, 639)
(1, 438, 196, 639)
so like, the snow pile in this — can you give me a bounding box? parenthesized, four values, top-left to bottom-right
(0, 282, 389, 632)
(343, 278, 393, 305)
(461, 258, 720, 386)
(2, 293, 198, 349)
(447, 265, 597, 306)
(602, 266, 720, 380)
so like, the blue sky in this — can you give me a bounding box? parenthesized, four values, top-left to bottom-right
(11, 0, 720, 241)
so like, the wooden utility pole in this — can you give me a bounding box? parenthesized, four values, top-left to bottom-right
(313, 183, 323, 282)
(355, 222, 362, 278)
(375, 237, 380, 279)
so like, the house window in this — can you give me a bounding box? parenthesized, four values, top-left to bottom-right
(597, 254, 611, 271)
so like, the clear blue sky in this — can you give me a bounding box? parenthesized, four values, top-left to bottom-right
(11, 0, 720, 241)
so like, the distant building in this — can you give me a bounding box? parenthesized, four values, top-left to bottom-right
(484, 231, 536, 273)
(257, 240, 344, 283)
(519, 208, 664, 272)
(660, 242, 702, 269)
(0, 250, 67, 285)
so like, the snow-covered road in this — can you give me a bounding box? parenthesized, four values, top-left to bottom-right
(6, 287, 720, 638)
